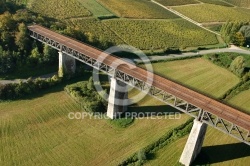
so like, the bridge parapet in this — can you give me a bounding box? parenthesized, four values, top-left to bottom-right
(27, 24, 250, 146)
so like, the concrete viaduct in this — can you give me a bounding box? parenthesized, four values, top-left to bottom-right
(28, 24, 250, 166)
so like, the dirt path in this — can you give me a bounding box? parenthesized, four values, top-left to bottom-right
(151, 0, 221, 36)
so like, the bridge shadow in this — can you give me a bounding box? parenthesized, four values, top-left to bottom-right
(192, 142, 250, 165)
(127, 104, 183, 118)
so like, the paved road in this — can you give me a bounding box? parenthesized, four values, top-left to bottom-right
(0, 72, 57, 85)
(134, 46, 250, 63)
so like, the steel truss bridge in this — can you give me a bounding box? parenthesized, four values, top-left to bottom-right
(28, 25, 250, 145)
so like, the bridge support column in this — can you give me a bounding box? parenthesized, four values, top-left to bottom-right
(58, 52, 76, 77)
(107, 78, 128, 119)
(179, 119, 207, 166)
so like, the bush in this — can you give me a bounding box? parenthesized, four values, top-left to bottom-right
(0, 75, 61, 100)
(64, 77, 107, 113)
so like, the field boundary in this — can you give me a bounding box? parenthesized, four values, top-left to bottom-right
(151, 0, 221, 36)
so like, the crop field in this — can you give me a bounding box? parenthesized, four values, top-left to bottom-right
(103, 19, 219, 50)
(78, 0, 115, 17)
(28, 0, 91, 20)
(149, 58, 240, 98)
(173, 4, 250, 22)
(229, 89, 250, 113)
(64, 18, 124, 45)
(0, 84, 190, 165)
(97, 0, 179, 19)
(155, 0, 199, 6)
(145, 126, 250, 165)
(224, 0, 250, 8)
(199, 0, 234, 7)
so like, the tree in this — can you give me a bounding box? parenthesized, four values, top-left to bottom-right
(15, 23, 29, 51)
(229, 56, 245, 77)
(43, 44, 57, 63)
(0, 11, 15, 31)
(0, 0, 6, 14)
(233, 32, 246, 46)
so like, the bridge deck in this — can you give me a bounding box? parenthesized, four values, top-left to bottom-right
(28, 25, 250, 132)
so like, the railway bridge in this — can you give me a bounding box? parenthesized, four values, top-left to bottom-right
(28, 25, 250, 166)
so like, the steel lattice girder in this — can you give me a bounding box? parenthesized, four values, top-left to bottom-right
(28, 29, 250, 146)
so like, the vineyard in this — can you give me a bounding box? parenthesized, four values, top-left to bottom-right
(64, 18, 124, 45)
(198, 0, 234, 7)
(224, 0, 250, 8)
(28, 0, 91, 20)
(96, 0, 179, 19)
(77, 0, 115, 18)
(155, 0, 199, 6)
(173, 4, 250, 22)
(103, 19, 219, 50)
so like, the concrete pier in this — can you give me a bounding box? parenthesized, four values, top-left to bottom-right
(179, 120, 208, 166)
(58, 52, 76, 77)
(107, 78, 128, 119)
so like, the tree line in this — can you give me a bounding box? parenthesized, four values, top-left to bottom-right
(220, 21, 250, 47)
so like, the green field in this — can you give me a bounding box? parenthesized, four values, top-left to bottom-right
(149, 58, 240, 98)
(155, 0, 199, 6)
(28, 0, 91, 20)
(224, 0, 250, 7)
(173, 4, 250, 22)
(0, 83, 190, 165)
(97, 0, 179, 19)
(103, 19, 219, 50)
(229, 89, 250, 113)
(78, 0, 115, 17)
(145, 126, 250, 165)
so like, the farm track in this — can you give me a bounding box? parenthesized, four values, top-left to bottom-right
(151, 0, 221, 36)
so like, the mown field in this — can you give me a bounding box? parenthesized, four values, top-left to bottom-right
(97, 0, 179, 19)
(103, 19, 219, 50)
(145, 126, 250, 166)
(148, 58, 240, 98)
(224, 0, 250, 8)
(28, 0, 91, 20)
(229, 89, 250, 113)
(78, 0, 115, 17)
(173, 4, 250, 22)
(0, 83, 190, 165)
(155, 0, 199, 6)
